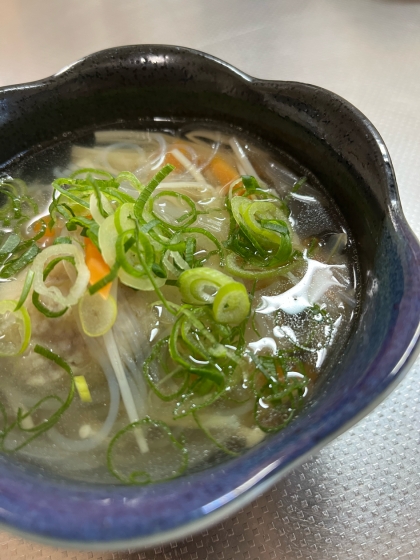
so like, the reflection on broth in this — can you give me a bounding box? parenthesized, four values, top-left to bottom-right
(0, 124, 358, 483)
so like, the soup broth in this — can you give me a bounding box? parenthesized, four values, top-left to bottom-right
(0, 124, 358, 483)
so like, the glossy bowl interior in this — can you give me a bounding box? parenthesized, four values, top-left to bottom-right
(0, 45, 419, 549)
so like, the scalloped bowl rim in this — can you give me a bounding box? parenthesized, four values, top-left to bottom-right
(0, 45, 419, 550)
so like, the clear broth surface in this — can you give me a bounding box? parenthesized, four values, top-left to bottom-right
(0, 123, 358, 484)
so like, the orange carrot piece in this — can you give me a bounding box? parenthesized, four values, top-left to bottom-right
(209, 156, 240, 195)
(33, 217, 56, 247)
(232, 186, 246, 197)
(211, 156, 239, 184)
(84, 238, 112, 298)
(164, 152, 183, 171)
(163, 145, 192, 171)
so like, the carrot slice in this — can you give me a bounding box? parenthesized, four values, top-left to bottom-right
(209, 156, 241, 195)
(33, 217, 56, 247)
(210, 156, 239, 184)
(164, 152, 183, 171)
(163, 144, 192, 171)
(84, 238, 112, 298)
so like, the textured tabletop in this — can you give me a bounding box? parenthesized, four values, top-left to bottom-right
(1, 1, 420, 558)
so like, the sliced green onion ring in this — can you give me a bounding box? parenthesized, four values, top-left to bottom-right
(0, 300, 31, 356)
(1, 345, 75, 452)
(0, 234, 21, 257)
(70, 167, 114, 180)
(169, 316, 225, 385)
(52, 179, 90, 210)
(14, 270, 34, 311)
(107, 418, 188, 484)
(79, 290, 117, 337)
(178, 267, 233, 305)
(116, 171, 144, 192)
(143, 337, 189, 401)
(134, 164, 175, 223)
(32, 291, 68, 318)
(32, 244, 90, 307)
(173, 378, 224, 418)
(212, 281, 250, 324)
(115, 228, 154, 278)
(0, 243, 39, 280)
(193, 409, 240, 457)
(150, 191, 197, 230)
(225, 251, 301, 280)
(89, 192, 114, 224)
(114, 202, 136, 233)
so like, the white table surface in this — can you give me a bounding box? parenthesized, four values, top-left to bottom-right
(1, 1, 420, 558)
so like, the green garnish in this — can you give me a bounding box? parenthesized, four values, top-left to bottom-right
(107, 418, 188, 484)
(14, 269, 34, 311)
(1, 345, 74, 451)
(0, 152, 323, 485)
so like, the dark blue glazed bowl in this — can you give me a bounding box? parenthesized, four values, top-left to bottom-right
(0, 45, 419, 550)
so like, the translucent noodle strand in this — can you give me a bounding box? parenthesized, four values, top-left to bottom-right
(47, 337, 120, 453)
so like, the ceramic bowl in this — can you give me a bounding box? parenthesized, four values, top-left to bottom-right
(0, 45, 419, 550)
